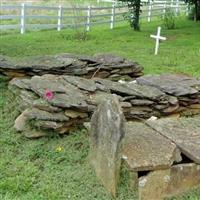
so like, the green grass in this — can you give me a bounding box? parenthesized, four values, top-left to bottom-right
(1, 19, 200, 199)
(0, 18, 200, 76)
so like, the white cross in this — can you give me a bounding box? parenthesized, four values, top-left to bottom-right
(150, 26, 166, 55)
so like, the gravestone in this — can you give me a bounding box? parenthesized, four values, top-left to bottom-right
(89, 95, 126, 197)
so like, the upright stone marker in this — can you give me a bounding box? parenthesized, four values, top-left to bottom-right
(89, 95, 126, 197)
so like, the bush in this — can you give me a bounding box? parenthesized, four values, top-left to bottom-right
(162, 8, 176, 29)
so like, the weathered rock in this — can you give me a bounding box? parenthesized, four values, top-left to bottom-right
(123, 122, 181, 171)
(137, 74, 200, 96)
(33, 99, 62, 113)
(147, 116, 200, 164)
(0, 53, 143, 81)
(64, 109, 88, 119)
(95, 79, 165, 99)
(138, 163, 200, 200)
(14, 110, 29, 131)
(90, 95, 126, 197)
(33, 120, 64, 130)
(63, 75, 96, 92)
(9, 73, 200, 138)
(30, 75, 88, 109)
(24, 108, 69, 122)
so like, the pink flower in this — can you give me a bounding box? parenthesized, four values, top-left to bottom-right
(44, 89, 54, 100)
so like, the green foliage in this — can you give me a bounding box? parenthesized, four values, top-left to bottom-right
(70, 1, 89, 41)
(162, 8, 176, 29)
(120, 0, 142, 30)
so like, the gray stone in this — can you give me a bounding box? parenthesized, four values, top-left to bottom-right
(139, 163, 200, 200)
(147, 116, 200, 164)
(24, 108, 69, 122)
(90, 95, 126, 197)
(95, 79, 164, 99)
(94, 54, 124, 65)
(14, 110, 29, 131)
(9, 78, 31, 90)
(33, 120, 64, 130)
(137, 74, 200, 96)
(0, 53, 143, 79)
(123, 122, 181, 171)
(63, 75, 96, 92)
(33, 99, 62, 113)
(130, 99, 154, 106)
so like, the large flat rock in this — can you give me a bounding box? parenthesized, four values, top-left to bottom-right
(122, 122, 181, 171)
(137, 74, 200, 96)
(147, 116, 200, 164)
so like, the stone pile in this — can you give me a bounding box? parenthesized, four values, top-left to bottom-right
(89, 96, 200, 200)
(137, 74, 200, 116)
(0, 53, 143, 81)
(123, 117, 200, 200)
(10, 73, 200, 138)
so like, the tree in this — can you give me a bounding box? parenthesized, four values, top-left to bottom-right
(185, 0, 200, 21)
(120, 0, 142, 31)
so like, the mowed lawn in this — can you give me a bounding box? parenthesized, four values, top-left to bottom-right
(0, 18, 200, 200)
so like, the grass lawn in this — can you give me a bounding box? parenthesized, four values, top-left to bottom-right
(0, 18, 200, 199)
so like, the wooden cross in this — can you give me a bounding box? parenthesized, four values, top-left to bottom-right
(150, 26, 166, 55)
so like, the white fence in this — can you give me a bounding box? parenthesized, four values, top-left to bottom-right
(0, 4, 126, 33)
(0, 1, 188, 34)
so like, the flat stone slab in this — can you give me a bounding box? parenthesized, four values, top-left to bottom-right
(138, 163, 200, 200)
(137, 74, 200, 96)
(122, 122, 181, 171)
(147, 116, 200, 164)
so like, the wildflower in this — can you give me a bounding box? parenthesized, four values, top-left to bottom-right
(44, 89, 54, 100)
(56, 146, 64, 152)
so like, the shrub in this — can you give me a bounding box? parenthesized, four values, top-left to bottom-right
(162, 8, 176, 29)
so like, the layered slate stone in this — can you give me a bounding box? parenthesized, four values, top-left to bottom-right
(136, 74, 200, 96)
(137, 74, 200, 109)
(9, 74, 200, 138)
(147, 116, 200, 164)
(122, 122, 181, 171)
(138, 163, 200, 200)
(90, 95, 126, 197)
(0, 53, 143, 81)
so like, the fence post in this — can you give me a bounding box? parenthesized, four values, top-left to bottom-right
(86, 6, 91, 31)
(148, 0, 152, 22)
(110, 3, 115, 29)
(185, 3, 189, 16)
(20, 3, 26, 34)
(163, 1, 166, 18)
(170, 0, 174, 8)
(176, 0, 179, 14)
(57, 5, 62, 31)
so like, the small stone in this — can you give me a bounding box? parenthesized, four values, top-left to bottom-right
(14, 110, 29, 131)
(65, 109, 88, 119)
(24, 108, 69, 122)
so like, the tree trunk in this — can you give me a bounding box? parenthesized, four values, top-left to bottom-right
(194, 0, 200, 21)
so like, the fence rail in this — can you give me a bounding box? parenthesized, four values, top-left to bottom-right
(0, 1, 188, 34)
